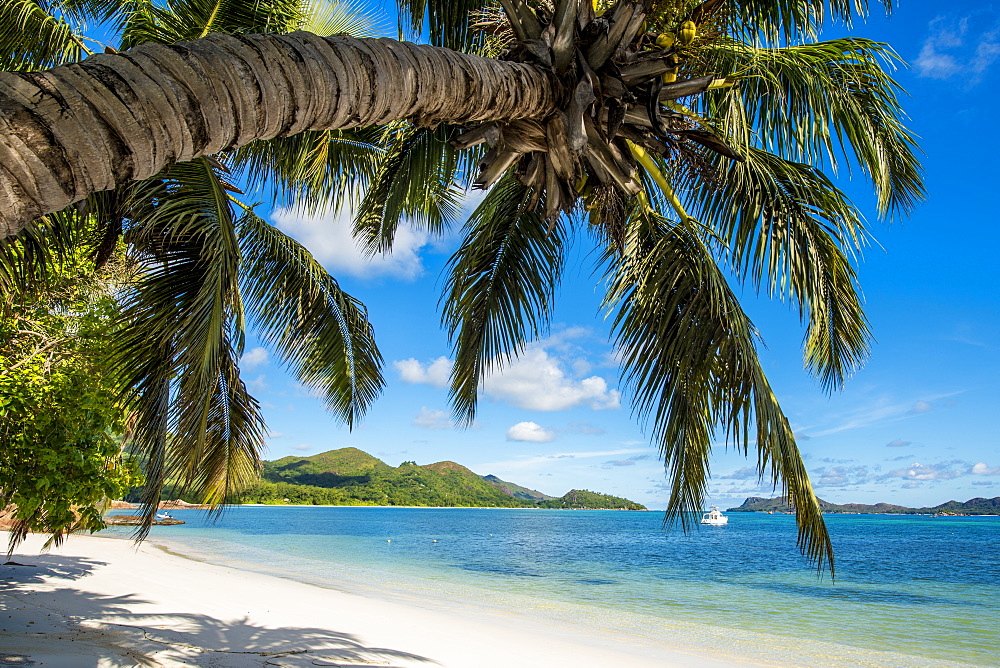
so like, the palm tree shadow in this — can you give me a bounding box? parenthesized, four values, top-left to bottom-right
(1, 553, 108, 583)
(1, 556, 438, 667)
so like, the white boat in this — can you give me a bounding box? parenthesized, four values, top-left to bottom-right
(700, 506, 728, 526)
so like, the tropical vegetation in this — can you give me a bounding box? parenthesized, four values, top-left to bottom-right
(150, 447, 647, 509)
(0, 231, 142, 548)
(0, 0, 924, 570)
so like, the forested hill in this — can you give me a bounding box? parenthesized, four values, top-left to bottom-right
(231, 448, 646, 510)
(730, 496, 1000, 515)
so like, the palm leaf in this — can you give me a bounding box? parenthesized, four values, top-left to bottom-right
(300, 0, 384, 37)
(355, 124, 463, 255)
(604, 205, 833, 571)
(396, 0, 485, 50)
(675, 146, 872, 390)
(442, 174, 567, 423)
(114, 157, 264, 527)
(0, 0, 90, 70)
(236, 209, 384, 427)
(697, 37, 923, 218)
(233, 127, 386, 215)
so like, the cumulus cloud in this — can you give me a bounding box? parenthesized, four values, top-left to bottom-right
(292, 444, 313, 452)
(240, 347, 269, 369)
(482, 346, 620, 411)
(972, 462, 1000, 476)
(395, 333, 621, 412)
(886, 439, 911, 448)
(413, 407, 454, 430)
(506, 421, 556, 442)
(916, 16, 1000, 83)
(267, 431, 284, 439)
(272, 206, 430, 280)
(394, 356, 452, 388)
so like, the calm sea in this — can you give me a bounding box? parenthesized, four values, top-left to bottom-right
(104, 507, 1000, 666)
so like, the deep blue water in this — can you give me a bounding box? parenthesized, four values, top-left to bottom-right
(106, 507, 1000, 665)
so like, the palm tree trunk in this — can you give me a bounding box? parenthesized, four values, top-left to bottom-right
(0, 32, 556, 238)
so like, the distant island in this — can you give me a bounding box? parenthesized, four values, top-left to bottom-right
(730, 496, 1000, 516)
(223, 447, 646, 510)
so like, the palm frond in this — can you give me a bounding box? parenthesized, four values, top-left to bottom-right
(300, 0, 385, 37)
(114, 157, 264, 526)
(233, 127, 385, 214)
(0, 0, 90, 70)
(719, 0, 894, 43)
(675, 146, 872, 390)
(442, 174, 567, 423)
(604, 204, 832, 571)
(120, 0, 303, 47)
(396, 0, 485, 50)
(236, 208, 384, 427)
(355, 124, 463, 255)
(697, 37, 923, 218)
(0, 212, 79, 300)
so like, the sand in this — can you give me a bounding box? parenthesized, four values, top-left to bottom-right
(0, 532, 748, 668)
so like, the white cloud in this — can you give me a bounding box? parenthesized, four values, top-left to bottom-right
(246, 375, 268, 392)
(719, 467, 760, 481)
(806, 391, 962, 438)
(886, 439, 911, 448)
(506, 421, 556, 442)
(482, 347, 620, 411)
(394, 332, 621, 412)
(482, 448, 647, 470)
(813, 465, 871, 488)
(881, 461, 968, 482)
(267, 431, 284, 439)
(271, 206, 430, 280)
(602, 455, 652, 469)
(394, 356, 452, 388)
(240, 347, 269, 369)
(972, 462, 1000, 476)
(916, 16, 1000, 83)
(413, 407, 454, 430)
(292, 444, 312, 452)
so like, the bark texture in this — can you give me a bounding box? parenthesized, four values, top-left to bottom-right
(0, 32, 556, 237)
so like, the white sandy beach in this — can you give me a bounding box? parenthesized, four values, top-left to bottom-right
(0, 531, 755, 668)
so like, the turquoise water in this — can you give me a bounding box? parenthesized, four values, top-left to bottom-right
(106, 508, 1000, 666)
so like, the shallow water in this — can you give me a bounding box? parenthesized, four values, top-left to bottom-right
(104, 507, 1000, 666)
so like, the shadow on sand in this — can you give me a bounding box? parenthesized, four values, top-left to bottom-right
(0, 555, 438, 667)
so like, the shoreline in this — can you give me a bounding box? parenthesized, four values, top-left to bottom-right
(1, 529, 983, 667)
(1, 531, 744, 667)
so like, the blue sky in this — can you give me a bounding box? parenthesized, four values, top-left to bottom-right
(236, 1, 1000, 510)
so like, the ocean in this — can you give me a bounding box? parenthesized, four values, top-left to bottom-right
(103, 507, 1000, 666)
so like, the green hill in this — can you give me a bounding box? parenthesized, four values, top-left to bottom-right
(539, 489, 646, 510)
(482, 474, 555, 501)
(233, 447, 646, 510)
(729, 496, 1000, 515)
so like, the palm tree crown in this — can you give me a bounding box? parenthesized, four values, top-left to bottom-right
(359, 0, 922, 571)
